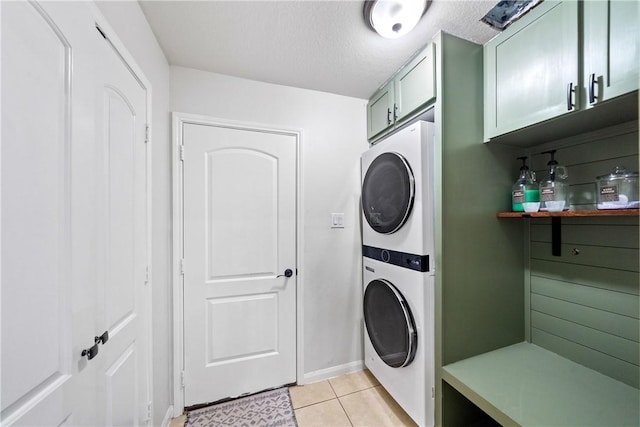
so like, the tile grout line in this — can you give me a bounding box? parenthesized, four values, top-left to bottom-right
(292, 395, 335, 410)
(329, 381, 380, 399)
(291, 380, 338, 410)
(294, 373, 379, 405)
(328, 380, 354, 427)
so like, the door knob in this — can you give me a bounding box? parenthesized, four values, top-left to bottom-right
(277, 269, 294, 278)
(82, 330, 109, 361)
(81, 343, 99, 360)
(95, 330, 109, 345)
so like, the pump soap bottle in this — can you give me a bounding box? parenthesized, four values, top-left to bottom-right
(512, 156, 539, 212)
(539, 150, 569, 211)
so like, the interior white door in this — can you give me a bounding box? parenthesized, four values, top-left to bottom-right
(1, 2, 150, 425)
(93, 27, 150, 426)
(2, 2, 98, 425)
(182, 123, 297, 406)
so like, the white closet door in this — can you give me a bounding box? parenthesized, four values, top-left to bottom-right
(1, 2, 150, 425)
(93, 29, 150, 427)
(2, 2, 97, 425)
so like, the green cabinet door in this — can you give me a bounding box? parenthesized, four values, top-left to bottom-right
(366, 43, 437, 141)
(395, 43, 436, 123)
(484, 1, 579, 140)
(367, 81, 394, 139)
(584, 0, 639, 106)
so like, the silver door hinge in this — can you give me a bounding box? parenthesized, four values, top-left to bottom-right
(144, 401, 152, 424)
(144, 125, 150, 143)
(432, 387, 435, 398)
(145, 266, 150, 285)
(181, 371, 186, 389)
(179, 259, 185, 276)
(179, 145, 185, 162)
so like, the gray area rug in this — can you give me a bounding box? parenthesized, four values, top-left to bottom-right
(186, 387, 298, 427)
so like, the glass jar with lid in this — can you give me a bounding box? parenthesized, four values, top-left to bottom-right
(596, 166, 639, 209)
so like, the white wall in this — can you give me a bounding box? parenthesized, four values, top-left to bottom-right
(171, 66, 368, 380)
(94, 2, 173, 424)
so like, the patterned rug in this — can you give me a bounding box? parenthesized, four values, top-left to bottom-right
(185, 387, 298, 427)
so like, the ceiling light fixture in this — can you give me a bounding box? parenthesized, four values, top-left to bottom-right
(364, 0, 430, 39)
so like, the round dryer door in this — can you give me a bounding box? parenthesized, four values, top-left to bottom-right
(362, 152, 415, 234)
(363, 279, 417, 368)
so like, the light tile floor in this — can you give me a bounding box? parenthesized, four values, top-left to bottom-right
(169, 370, 417, 427)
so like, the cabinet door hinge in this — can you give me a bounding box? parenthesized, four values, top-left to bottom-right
(144, 124, 150, 143)
(180, 259, 185, 276)
(145, 266, 150, 285)
(179, 145, 185, 162)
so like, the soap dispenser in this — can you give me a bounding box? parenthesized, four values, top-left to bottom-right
(512, 156, 539, 212)
(539, 150, 569, 211)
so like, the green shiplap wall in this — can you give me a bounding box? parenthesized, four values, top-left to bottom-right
(529, 121, 638, 210)
(526, 120, 640, 388)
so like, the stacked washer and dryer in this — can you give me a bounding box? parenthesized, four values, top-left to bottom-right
(361, 121, 435, 427)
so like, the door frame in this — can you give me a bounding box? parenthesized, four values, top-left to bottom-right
(171, 112, 304, 416)
(91, 6, 155, 424)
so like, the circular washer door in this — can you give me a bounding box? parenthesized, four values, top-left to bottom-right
(362, 152, 415, 234)
(363, 279, 417, 368)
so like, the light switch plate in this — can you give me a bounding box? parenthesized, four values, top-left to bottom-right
(331, 213, 345, 228)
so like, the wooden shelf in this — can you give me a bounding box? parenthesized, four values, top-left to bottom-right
(442, 343, 640, 427)
(497, 209, 639, 218)
(497, 209, 638, 256)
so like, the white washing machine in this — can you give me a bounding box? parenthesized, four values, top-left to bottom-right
(361, 120, 435, 257)
(362, 254, 435, 427)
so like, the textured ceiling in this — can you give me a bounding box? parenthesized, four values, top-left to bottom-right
(139, 0, 500, 99)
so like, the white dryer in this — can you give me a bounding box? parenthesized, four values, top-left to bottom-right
(362, 254, 435, 427)
(361, 121, 435, 257)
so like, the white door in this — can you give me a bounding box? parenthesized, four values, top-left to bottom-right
(1, 2, 150, 425)
(2, 2, 82, 424)
(182, 123, 297, 406)
(94, 24, 150, 427)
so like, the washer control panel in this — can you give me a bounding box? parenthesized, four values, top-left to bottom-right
(362, 245, 429, 272)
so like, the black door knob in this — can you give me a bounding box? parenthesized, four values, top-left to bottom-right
(277, 269, 294, 278)
(95, 330, 109, 345)
(82, 343, 99, 360)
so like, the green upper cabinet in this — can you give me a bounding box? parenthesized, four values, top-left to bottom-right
(367, 43, 436, 141)
(395, 43, 436, 123)
(583, 0, 639, 106)
(484, 0, 639, 141)
(367, 81, 394, 139)
(484, 1, 579, 140)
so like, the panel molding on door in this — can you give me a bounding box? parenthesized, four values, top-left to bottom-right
(205, 147, 279, 280)
(172, 114, 302, 413)
(206, 293, 280, 364)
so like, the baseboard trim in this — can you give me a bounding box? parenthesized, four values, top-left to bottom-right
(160, 405, 174, 427)
(302, 360, 364, 384)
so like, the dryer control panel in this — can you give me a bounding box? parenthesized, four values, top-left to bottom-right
(362, 245, 429, 272)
